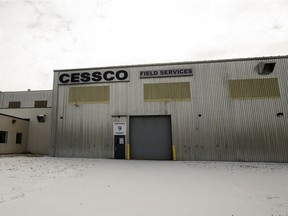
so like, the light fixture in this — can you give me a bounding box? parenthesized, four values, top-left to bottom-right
(37, 114, 46, 123)
(257, 62, 276, 75)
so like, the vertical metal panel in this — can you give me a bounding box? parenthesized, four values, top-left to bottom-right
(183, 58, 288, 162)
(49, 73, 60, 156)
(0, 90, 52, 108)
(0, 93, 3, 108)
(51, 56, 288, 162)
(51, 84, 113, 158)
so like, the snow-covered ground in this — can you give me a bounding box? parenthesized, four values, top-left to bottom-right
(0, 155, 287, 216)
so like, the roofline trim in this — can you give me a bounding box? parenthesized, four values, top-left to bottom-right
(53, 55, 288, 72)
(0, 113, 30, 121)
(0, 90, 52, 94)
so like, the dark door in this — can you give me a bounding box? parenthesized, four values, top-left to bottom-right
(114, 135, 125, 159)
(130, 116, 172, 160)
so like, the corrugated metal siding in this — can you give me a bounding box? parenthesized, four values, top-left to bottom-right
(0, 93, 4, 108)
(51, 57, 288, 162)
(0, 90, 53, 108)
(53, 85, 112, 158)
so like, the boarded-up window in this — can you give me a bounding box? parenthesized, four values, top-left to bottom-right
(8, 101, 21, 108)
(34, 100, 48, 108)
(69, 86, 110, 104)
(228, 78, 280, 99)
(144, 82, 191, 102)
(16, 133, 22, 144)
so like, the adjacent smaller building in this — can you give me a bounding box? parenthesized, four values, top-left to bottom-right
(0, 90, 52, 155)
(0, 113, 29, 154)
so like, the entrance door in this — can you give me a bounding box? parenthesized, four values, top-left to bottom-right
(130, 116, 172, 160)
(114, 135, 125, 159)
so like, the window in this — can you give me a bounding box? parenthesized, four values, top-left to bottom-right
(144, 82, 191, 102)
(16, 133, 22, 144)
(69, 86, 110, 104)
(228, 78, 280, 99)
(8, 101, 21, 108)
(0, 131, 8, 143)
(34, 100, 48, 108)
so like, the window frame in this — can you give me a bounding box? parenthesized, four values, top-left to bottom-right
(34, 100, 48, 108)
(16, 133, 23, 144)
(0, 131, 8, 144)
(8, 101, 21, 108)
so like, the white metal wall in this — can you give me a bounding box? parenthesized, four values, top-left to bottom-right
(50, 56, 288, 162)
(0, 90, 52, 108)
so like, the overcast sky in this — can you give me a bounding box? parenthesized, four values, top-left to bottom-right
(0, 0, 287, 91)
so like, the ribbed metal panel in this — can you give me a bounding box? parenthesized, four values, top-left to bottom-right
(50, 57, 288, 162)
(51, 85, 112, 158)
(0, 93, 3, 108)
(0, 90, 52, 108)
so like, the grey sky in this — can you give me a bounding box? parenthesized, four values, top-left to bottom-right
(0, 0, 287, 91)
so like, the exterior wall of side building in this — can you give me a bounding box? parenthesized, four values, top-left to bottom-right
(0, 114, 29, 154)
(50, 56, 288, 162)
(0, 90, 52, 155)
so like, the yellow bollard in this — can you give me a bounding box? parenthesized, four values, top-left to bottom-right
(127, 144, 130, 160)
(172, 144, 176, 161)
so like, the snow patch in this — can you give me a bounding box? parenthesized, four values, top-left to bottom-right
(0, 156, 287, 216)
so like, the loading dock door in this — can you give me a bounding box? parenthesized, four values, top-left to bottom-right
(130, 116, 172, 160)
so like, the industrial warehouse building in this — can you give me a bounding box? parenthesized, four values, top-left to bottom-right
(49, 55, 288, 162)
(0, 56, 287, 162)
(0, 90, 52, 154)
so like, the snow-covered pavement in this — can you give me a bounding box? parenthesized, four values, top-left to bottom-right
(0, 155, 287, 216)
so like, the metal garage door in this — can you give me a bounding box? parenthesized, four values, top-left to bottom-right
(130, 116, 172, 160)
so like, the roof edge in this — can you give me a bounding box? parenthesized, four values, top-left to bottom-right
(0, 113, 30, 121)
(53, 55, 288, 72)
(0, 89, 52, 94)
